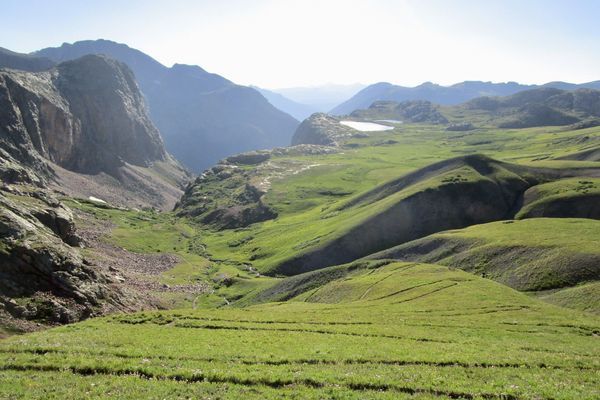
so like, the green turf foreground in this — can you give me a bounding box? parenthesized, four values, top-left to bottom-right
(1, 262, 598, 399)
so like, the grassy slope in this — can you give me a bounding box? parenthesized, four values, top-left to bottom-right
(516, 177, 600, 218)
(1, 262, 599, 399)
(370, 218, 600, 313)
(64, 199, 264, 308)
(200, 124, 600, 275)
(538, 281, 600, 313)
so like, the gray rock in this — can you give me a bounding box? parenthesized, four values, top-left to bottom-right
(291, 113, 356, 146)
(0, 189, 136, 324)
(0, 55, 169, 178)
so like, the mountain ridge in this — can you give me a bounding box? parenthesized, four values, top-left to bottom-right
(33, 39, 299, 172)
(332, 79, 600, 115)
(340, 86, 600, 130)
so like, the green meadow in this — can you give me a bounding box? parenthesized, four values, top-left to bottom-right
(1, 262, 599, 399)
(2, 123, 599, 398)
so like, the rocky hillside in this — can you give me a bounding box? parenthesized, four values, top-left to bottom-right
(34, 40, 299, 171)
(0, 54, 188, 209)
(460, 87, 600, 128)
(175, 144, 338, 228)
(0, 187, 146, 333)
(0, 54, 192, 331)
(350, 100, 448, 123)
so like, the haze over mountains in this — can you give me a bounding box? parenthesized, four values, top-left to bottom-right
(33, 40, 299, 172)
(274, 83, 366, 112)
(253, 87, 318, 121)
(254, 83, 366, 121)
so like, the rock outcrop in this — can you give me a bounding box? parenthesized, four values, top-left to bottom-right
(0, 188, 142, 328)
(175, 144, 338, 229)
(176, 163, 277, 229)
(291, 113, 357, 146)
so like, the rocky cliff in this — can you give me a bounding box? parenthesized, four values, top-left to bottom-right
(0, 55, 189, 331)
(1, 54, 167, 175)
(0, 54, 189, 209)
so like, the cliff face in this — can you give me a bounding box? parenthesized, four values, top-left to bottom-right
(0, 56, 183, 329)
(0, 54, 188, 210)
(0, 54, 167, 178)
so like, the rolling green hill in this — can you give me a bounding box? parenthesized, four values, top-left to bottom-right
(176, 124, 600, 279)
(515, 178, 600, 219)
(370, 218, 600, 314)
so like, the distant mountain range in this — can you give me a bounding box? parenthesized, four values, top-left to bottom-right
(331, 80, 600, 115)
(29, 40, 299, 172)
(5, 40, 600, 174)
(253, 87, 318, 121)
(0, 47, 55, 72)
(348, 87, 600, 131)
(459, 87, 600, 129)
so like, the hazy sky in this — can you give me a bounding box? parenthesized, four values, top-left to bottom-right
(3, 0, 600, 88)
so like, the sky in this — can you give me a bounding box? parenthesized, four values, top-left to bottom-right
(3, 0, 600, 88)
